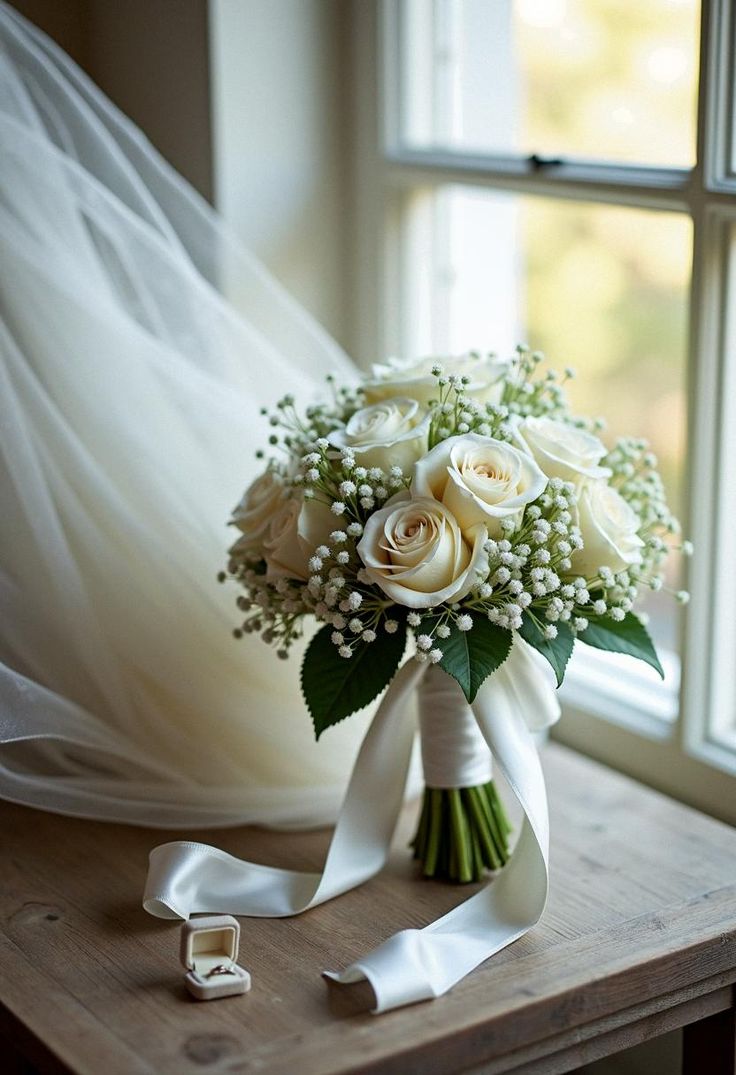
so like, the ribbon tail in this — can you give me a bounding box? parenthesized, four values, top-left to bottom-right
(325, 668, 551, 1013)
(493, 636, 562, 732)
(142, 658, 426, 920)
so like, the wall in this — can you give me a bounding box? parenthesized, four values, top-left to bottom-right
(84, 0, 214, 202)
(9, 0, 214, 202)
(209, 0, 350, 350)
(6, 0, 86, 65)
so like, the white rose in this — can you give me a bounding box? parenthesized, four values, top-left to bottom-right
(328, 398, 430, 472)
(514, 416, 611, 485)
(263, 494, 334, 581)
(363, 353, 511, 407)
(571, 481, 645, 577)
(357, 493, 487, 608)
(412, 433, 547, 539)
(230, 469, 285, 554)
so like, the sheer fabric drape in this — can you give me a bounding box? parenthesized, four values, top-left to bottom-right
(0, 1, 372, 826)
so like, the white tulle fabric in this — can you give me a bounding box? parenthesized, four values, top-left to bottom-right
(0, 1, 373, 827)
(144, 642, 560, 1012)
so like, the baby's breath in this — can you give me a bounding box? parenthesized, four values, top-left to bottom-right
(223, 352, 687, 665)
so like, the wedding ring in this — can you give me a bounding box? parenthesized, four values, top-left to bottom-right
(206, 964, 236, 978)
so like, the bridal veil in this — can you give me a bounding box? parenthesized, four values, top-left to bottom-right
(0, 1, 373, 826)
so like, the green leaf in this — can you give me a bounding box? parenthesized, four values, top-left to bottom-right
(518, 616, 574, 687)
(428, 612, 512, 703)
(577, 612, 664, 679)
(301, 623, 408, 739)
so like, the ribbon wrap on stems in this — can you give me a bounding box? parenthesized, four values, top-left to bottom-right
(417, 664, 494, 788)
(143, 640, 560, 1013)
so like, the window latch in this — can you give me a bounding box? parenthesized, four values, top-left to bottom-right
(528, 154, 564, 170)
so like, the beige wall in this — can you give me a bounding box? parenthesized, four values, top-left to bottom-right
(209, 0, 350, 350)
(8, 0, 214, 202)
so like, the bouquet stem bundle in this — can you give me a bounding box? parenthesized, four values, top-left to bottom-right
(411, 782, 511, 883)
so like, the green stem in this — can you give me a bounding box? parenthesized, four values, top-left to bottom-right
(411, 789, 430, 860)
(469, 823, 484, 882)
(488, 782, 513, 837)
(422, 788, 443, 877)
(411, 782, 512, 884)
(477, 783, 508, 860)
(448, 789, 473, 883)
(465, 787, 501, 870)
(440, 797, 451, 878)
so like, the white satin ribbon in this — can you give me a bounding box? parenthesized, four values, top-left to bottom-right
(143, 640, 559, 1012)
(417, 664, 493, 787)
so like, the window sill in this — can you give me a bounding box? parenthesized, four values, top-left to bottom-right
(560, 645, 680, 742)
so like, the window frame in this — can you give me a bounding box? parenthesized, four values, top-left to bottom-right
(705, 0, 736, 190)
(348, 0, 736, 822)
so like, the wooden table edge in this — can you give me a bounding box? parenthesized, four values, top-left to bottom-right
(0, 932, 152, 1075)
(247, 896, 736, 1075)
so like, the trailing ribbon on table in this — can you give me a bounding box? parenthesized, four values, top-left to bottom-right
(143, 641, 559, 1013)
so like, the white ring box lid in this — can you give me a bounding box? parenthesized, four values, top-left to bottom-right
(180, 915, 251, 1000)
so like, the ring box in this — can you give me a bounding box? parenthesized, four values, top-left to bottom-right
(180, 915, 251, 1000)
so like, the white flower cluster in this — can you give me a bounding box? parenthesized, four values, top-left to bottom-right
(603, 436, 687, 598)
(222, 349, 688, 666)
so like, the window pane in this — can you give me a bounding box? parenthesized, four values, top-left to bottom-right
(400, 0, 700, 167)
(401, 188, 691, 651)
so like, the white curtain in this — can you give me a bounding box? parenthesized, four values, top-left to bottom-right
(0, 1, 373, 827)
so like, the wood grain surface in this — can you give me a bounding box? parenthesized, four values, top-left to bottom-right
(1, 743, 736, 1075)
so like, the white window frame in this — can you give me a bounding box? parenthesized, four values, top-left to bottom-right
(348, 0, 736, 823)
(706, 0, 736, 189)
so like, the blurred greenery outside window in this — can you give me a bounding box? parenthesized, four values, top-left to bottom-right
(360, 0, 736, 817)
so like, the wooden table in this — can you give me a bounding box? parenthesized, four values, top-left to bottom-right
(2, 743, 736, 1075)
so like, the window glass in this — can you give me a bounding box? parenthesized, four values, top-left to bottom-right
(400, 0, 700, 167)
(403, 187, 691, 650)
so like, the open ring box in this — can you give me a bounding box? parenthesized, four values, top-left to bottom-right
(180, 915, 251, 1000)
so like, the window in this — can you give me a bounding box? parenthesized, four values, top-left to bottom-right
(350, 0, 736, 822)
(399, 0, 700, 166)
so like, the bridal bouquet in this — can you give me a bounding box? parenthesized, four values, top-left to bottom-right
(222, 349, 688, 882)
